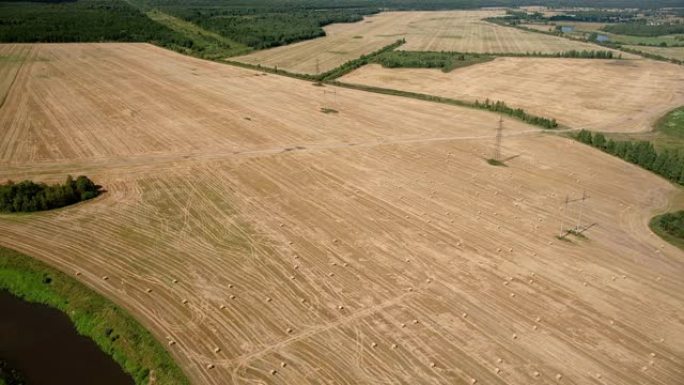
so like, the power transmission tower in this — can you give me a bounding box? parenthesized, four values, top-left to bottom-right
(559, 191, 591, 238)
(494, 116, 503, 162)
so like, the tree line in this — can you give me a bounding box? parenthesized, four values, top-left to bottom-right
(475, 99, 558, 129)
(603, 21, 684, 37)
(575, 130, 684, 185)
(0, 175, 101, 213)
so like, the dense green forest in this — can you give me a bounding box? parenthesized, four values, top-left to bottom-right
(0, 176, 101, 213)
(162, 7, 371, 49)
(0, 0, 191, 47)
(575, 130, 684, 185)
(603, 22, 684, 37)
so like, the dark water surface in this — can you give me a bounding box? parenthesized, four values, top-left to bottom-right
(0, 290, 135, 385)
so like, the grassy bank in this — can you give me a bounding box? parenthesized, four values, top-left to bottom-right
(649, 211, 684, 250)
(0, 246, 189, 385)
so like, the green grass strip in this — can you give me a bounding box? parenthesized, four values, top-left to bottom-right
(0, 245, 189, 385)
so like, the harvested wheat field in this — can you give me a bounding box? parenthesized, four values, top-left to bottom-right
(233, 10, 611, 74)
(1, 43, 683, 385)
(341, 58, 684, 132)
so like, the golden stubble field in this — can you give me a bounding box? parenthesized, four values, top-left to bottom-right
(232, 10, 614, 74)
(341, 58, 684, 133)
(0, 43, 683, 385)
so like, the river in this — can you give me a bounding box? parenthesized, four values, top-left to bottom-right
(0, 290, 135, 385)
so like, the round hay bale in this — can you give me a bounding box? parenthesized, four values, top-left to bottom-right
(495, 368, 500, 374)
(214, 347, 221, 353)
(181, 299, 188, 304)
(533, 371, 540, 377)
(230, 295, 236, 300)
(145, 288, 152, 293)
(556, 373, 563, 380)
(371, 342, 377, 348)
(391, 343, 397, 349)
(102, 275, 109, 281)
(512, 333, 518, 340)
(286, 327, 293, 334)
(281, 362, 287, 368)
(271, 369, 277, 375)
(219, 304, 226, 310)
(429, 362, 436, 368)
(206, 364, 215, 370)
(497, 358, 503, 364)
(266, 297, 272, 302)
(75, 271, 81, 276)
(168, 340, 176, 346)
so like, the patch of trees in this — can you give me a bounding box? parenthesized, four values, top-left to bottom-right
(575, 130, 684, 185)
(603, 21, 684, 37)
(0, 175, 102, 213)
(652, 211, 684, 241)
(0, 0, 191, 48)
(373, 51, 494, 72)
(474, 99, 558, 129)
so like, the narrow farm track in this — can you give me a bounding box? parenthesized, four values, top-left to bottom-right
(0, 43, 682, 385)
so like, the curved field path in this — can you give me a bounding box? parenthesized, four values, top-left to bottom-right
(0, 43, 682, 385)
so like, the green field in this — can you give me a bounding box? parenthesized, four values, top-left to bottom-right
(607, 106, 684, 152)
(0, 246, 189, 385)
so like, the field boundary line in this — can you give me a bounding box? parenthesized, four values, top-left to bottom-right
(0, 48, 29, 110)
